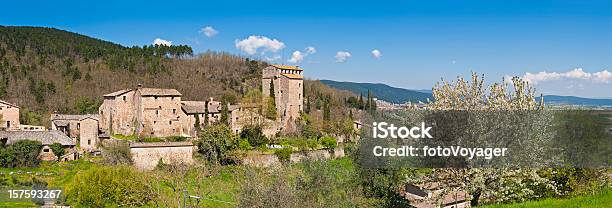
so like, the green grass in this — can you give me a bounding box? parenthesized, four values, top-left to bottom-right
(111, 134, 138, 141)
(483, 189, 612, 208)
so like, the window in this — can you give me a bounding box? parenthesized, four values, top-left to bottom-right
(171, 96, 175, 100)
(77, 123, 80, 130)
(154, 121, 157, 124)
(6, 121, 9, 128)
(169, 120, 172, 125)
(123, 96, 126, 101)
(87, 140, 91, 145)
(43, 148, 50, 152)
(173, 109, 176, 114)
(154, 96, 158, 100)
(156, 110, 159, 116)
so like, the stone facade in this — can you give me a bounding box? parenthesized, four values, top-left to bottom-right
(51, 114, 100, 151)
(99, 87, 190, 138)
(129, 142, 195, 170)
(0, 100, 20, 131)
(262, 65, 304, 131)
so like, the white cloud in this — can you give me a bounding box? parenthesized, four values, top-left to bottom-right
(288, 46, 316, 63)
(288, 51, 304, 63)
(153, 38, 172, 46)
(200, 26, 218, 37)
(519, 68, 612, 84)
(371, 49, 382, 59)
(235, 35, 285, 55)
(335, 51, 351, 63)
(593, 70, 612, 83)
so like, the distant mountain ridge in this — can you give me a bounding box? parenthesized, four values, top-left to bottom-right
(320, 80, 612, 106)
(319, 80, 433, 103)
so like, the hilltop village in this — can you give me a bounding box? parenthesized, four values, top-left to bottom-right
(0, 64, 317, 169)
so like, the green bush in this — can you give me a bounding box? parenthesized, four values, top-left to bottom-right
(138, 137, 164, 142)
(7, 140, 43, 168)
(320, 137, 337, 149)
(238, 139, 252, 150)
(240, 125, 269, 147)
(195, 124, 239, 164)
(165, 136, 187, 142)
(274, 147, 293, 163)
(49, 142, 65, 157)
(65, 166, 155, 207)
(0, 147, 15, 167)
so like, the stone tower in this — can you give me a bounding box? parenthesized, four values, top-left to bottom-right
(262, 64, 304, 129)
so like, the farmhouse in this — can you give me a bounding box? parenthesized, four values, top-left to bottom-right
(0, 131, 76, 161)
(51, 114, 100, 152)
(0, 100, 20, 131)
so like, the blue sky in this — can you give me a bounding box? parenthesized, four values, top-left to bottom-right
(2, 0, 612, 98)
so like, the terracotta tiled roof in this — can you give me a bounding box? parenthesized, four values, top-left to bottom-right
(0, 130, 75, 146)
(138, 88, 182, 96)
(103, 89, 133, 97)
(271, 64, 303, 71)
(281, 73, 303, 79)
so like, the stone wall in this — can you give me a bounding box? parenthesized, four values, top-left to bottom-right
(130, 142, 195, 170)
(242, 147, 345, 167)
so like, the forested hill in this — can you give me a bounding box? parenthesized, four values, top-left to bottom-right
(0, 26, 267, 125)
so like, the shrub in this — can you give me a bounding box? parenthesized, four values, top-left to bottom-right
(238, 139, 252, 150)
(102, 142, 132, 165)
(9, 140, 43, 167)
(241, 125, 269, 147)
(165, 136, 187, 142)
(0, 147, 15, 168)
(138, 137, 164, 142)
(49, 142, 65, 157)
(320, 136, 337, 149)
(195, 124, 239, 164)
(65, 166, 155, 207)
(274, 147, 293, 163)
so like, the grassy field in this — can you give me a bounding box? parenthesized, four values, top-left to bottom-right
(0, 158, 243, 207)
(483, 189, 612, 208)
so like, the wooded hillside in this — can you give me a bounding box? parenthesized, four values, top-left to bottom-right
(0, 26, 359, 129)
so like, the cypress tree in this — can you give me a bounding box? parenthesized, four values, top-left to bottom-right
(204, 100, 209, 126)
(221, 102, 229, 124)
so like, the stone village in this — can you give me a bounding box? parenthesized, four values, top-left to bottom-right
(0, 64, 470, 207)
(0, 64, 307, 169)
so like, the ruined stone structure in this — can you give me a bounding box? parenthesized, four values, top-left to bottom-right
(51, 114, 100, 152)
(129, 142, 195, 170)
(0, 100, 20, 131)
(262, 65, 304, 130)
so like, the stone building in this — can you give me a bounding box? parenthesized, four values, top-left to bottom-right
(0, 100, 20, 131)
(51, 114, 100, 152)
(262, 65, 304, 130)
(0, 131, 76, 161)
(129, 141, 195, 171)
(99, 86, 189, 138)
